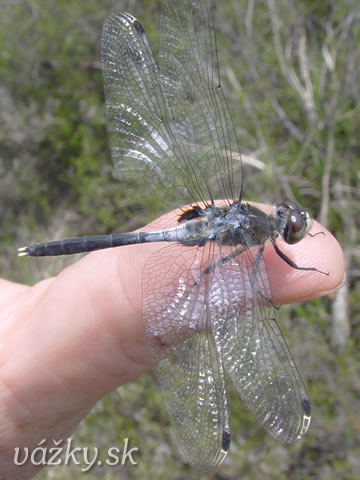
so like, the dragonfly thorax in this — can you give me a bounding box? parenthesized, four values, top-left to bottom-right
(177, 202, 276, 248)
(176, 201, 313, 250)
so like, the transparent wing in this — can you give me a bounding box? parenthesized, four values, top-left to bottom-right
(209, 246, 311, 443)
(101, 0, 242, 208)
(158, 0, 242, 203)
(142, 243, 230, 470)
(101, 13, 174, 200)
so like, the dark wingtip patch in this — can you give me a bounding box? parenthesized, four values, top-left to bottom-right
(222, 430, 231, 451)
(301, 398, 311, 416)
(134, 20, 145, 35)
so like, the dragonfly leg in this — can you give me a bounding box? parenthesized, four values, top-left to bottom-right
(273, 242, 328, 276)
(248, 247, 277, 309)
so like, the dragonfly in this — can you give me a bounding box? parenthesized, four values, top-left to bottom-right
(18, 0, 327, 471)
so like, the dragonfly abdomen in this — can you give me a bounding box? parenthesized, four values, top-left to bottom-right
(17, 224, 207, 257)
(18, 231, 169, 257)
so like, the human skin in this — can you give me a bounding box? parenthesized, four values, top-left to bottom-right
(0, 204, 345, 479)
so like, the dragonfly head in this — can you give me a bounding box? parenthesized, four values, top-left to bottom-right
(277, 201, 312, 245)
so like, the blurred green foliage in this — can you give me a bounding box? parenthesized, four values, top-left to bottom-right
(1, 0, 359, 479)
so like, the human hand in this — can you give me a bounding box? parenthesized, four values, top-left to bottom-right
(0, 204, 344, 479)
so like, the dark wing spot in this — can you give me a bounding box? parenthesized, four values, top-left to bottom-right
(222, 430, 231, 451)
(301, 398, 311, 416)
(134, 20, 145, 35)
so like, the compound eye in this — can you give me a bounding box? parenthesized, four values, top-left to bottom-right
(284, 209, 312, 244)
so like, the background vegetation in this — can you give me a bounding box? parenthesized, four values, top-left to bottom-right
(0, 0, 359, 478)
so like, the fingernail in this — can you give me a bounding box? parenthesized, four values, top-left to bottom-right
(319, 273, 346, 296)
